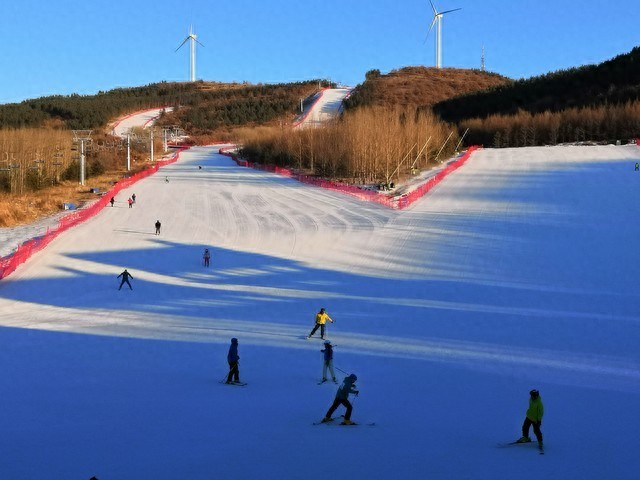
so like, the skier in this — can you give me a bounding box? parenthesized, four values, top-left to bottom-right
(308, 307, 333, 340)
(155, 220, 161, 235)
(203, 248, 211, 267)
(320, 340, 337, 383)
(109, 196, 115, 207)
(321, 373, 359, 425)
(117, 269, 133, 290)
(127, 197, 133, 208)
(516, 389, 544, 449)
(165, 176, 170, 183)
(226, 338, 240, 384)
(636, 162, 639, 171)
(131, 193, 136, 204)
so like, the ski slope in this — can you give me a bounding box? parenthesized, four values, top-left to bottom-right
(0, 144, 639, 479)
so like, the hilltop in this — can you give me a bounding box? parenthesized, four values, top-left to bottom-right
(344, 67, 511, 110)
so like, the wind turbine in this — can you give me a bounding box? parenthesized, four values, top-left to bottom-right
(175, 25, 204, 82)
(427, 1, 461, 69)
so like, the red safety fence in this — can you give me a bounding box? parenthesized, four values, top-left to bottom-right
(0, 148, 186, 280)
(219, 145, 480, 210)
(396, 146, 479, 209)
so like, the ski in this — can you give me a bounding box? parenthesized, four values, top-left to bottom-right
(497, 440, 544, 454)
(496, 441, 522, 447)
(313, 418, 375, 426)
(313, 417, 335, 425)
(219, 381, 248, 387)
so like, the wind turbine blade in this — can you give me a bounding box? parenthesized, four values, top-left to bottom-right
(429, 0, 438, 15)
(425, 15, 437, 42)
(195, 39, 205, 47)
(175, 37, 189, 52)
(440, 8, 462, 15)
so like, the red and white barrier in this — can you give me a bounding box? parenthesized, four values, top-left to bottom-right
(219, 146, 480, 210)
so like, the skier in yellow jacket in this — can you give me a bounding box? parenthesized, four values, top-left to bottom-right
(517, 389, 544, 448)
(308, 308, 333, 340)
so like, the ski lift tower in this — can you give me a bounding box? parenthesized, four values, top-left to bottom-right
(72, 130, 93, 186)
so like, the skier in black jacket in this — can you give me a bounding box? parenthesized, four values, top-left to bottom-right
(226, 338, 241, 384)
(320, 341, 337, 383)
(117, 269, 133, 290)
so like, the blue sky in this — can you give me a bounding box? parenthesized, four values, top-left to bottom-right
(1, 0, 638, 104)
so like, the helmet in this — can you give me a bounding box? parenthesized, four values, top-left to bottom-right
(529, 389, 539, 397)
(231, 338, 238, 344)
(324, 340, 331, 345)
(348, 374, 357, 382)
(320, 308, 325, 313)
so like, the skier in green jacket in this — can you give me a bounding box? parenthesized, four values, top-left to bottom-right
(517, 389, 544, 447)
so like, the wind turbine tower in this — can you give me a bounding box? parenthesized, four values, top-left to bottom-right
(427, 1, 461, 69)
(175, 25, 204, 82)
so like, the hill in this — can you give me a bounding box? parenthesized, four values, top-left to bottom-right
(434, 46, 640, 123)
(344, 67, 511, 110)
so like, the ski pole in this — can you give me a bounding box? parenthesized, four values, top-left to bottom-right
(334, 365, 349, 375)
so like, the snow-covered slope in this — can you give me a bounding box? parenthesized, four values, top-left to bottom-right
(111, 107, 173, 137)
(296, 87, 351, 128)
(0, 145, 639, 479)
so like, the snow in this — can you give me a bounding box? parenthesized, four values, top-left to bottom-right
(0, 144, 639, 479)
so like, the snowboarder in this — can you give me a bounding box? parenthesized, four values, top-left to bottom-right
(226, 338, 240, 384)
(320, 341, 337, 383)
(308, 308, 333, 340)
(117, 269, 133, 290)
(203, 248, 211, 267)
(127, 197, 133, 208)
(165, 176, 170, 183)
(516, 389, 544, 448)
(110, 196, 115, 207)
(131, 193, 136, 204)
(155, 220, 161, 235)
(322, 374, 359, 425)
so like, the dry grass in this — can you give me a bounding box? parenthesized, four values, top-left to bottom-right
(0, 170, 126, 227)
